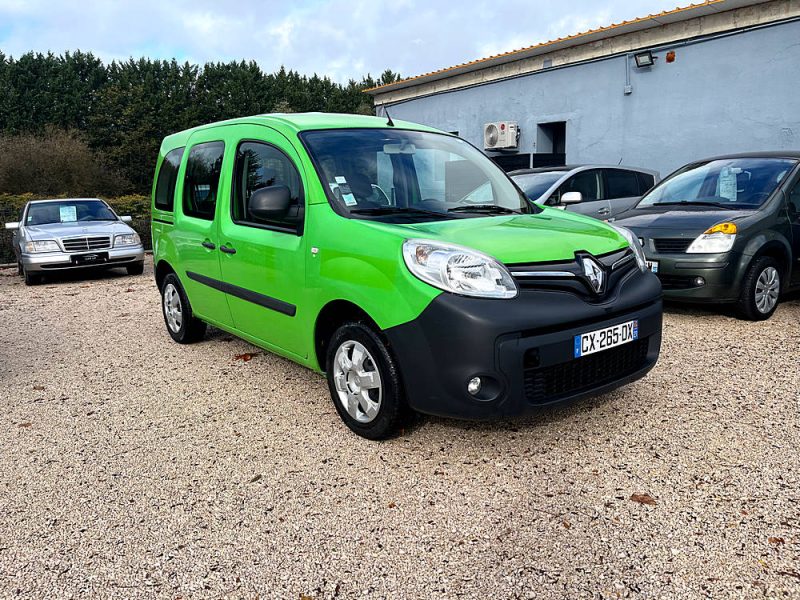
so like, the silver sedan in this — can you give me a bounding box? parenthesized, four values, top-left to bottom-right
(5, 198, 145, 285)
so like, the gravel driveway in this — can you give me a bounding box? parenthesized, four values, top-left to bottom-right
(0, 258, 798, 599)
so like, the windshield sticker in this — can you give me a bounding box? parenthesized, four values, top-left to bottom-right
(334, 176, 358, 206)
(59, 206, 77, 222)
(718, 167, 738, 202)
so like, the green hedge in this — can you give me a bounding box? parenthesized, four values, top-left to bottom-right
(0, 194, 151, 264)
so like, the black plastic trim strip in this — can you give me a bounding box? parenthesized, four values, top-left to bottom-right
(152, 217, 174, 225)
(185, 271, 296, 317)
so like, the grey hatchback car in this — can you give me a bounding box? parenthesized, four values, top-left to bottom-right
(510, 165, 659, 220)
(5, 198, 145, 285)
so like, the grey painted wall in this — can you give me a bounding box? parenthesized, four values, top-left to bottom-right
(384, 19, 800, 179)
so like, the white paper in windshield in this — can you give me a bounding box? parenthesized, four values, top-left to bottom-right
(335, 176, 357, 206)
(59, 206, 77, 222)
(718, 167, 738, 202)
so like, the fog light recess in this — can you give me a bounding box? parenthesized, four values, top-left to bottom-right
(694, 277, 706, 287)
(467, 377, 482, 396)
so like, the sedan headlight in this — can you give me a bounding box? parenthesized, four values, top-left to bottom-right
(610, 225, 647, 272)
(114, 233, 141, 247)
(24, 240, 60, 253)
(402, 239, 518, 299)
(687, 222, 737, 253)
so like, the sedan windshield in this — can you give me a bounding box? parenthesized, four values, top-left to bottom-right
(26, 200, 117, 225)
(300, 129, 536, 221)
(637, 158, 797, 209)
(511, 172, 565, 201)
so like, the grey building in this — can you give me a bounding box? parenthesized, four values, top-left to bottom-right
(367, 0, 800, 178)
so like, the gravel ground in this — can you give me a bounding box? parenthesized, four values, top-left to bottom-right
(0, 257, 798, 599)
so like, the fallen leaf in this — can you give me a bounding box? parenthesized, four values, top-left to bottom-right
(249, 474, 262, 483)
(630, 493, 657, 506)
(33, 385, 45, 391)
(234, 352, 260, 362)
(18, 422, 32, 428)
(388, 502, 397, 508)
(769, 537, 785, 545)
(562, 520, 571, 529)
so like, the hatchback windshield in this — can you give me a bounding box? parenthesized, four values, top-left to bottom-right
(511, 172, 565, 201)
(26, 200, 117, 225)
(301, 129, 535, 221)
(637, 158, 797, 209)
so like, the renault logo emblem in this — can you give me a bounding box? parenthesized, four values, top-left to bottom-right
(581, 256, 605, 293)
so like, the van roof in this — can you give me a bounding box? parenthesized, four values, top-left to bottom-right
(160, 112, 439, 151)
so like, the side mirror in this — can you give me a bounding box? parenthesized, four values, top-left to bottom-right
(249, 185, 291, 221)
(4, 222, 19, 230)
(561, 191, 583, 205)
(120, 215, 133, 224)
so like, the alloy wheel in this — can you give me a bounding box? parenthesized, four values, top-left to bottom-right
(163, 283, 183, 333)
(754, 266, 780, 314)
(332, 340, 382, 423)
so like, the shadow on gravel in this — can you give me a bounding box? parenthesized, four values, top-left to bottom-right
(663, 288, 800, 319)
(29, 267, 139, 286)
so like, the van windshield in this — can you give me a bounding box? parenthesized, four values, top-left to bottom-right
(300, 129, 536, 221)
(637, 158, 798, 209)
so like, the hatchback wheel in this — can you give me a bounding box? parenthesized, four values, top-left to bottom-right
(326, 322, 406, 440)
(737, 257, 781, 321)
(160, 273, 207, 343)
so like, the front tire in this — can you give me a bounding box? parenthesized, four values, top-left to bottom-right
(126, 261, 145, 276)
(23, 266, 42, 286)
(325, 321, 407, 440)
(736, 256, 781, 321)
(160, 273, 207, 343)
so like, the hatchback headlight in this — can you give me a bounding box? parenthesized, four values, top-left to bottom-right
(114, 233, 141, 247)
(24, 240, 60, 253)
(402, 239, 518, 299)
(687, 223, 737, 253)
(610, 225, 647, 272)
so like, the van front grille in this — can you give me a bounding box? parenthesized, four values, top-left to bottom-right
(653, 238, 691, 253)
(62, 236, 111, 252)
(523, 338, 650, 405)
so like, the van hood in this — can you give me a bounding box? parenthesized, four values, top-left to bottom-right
(362, 209, 628, 264)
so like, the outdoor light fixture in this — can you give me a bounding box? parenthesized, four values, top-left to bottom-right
(634, 50, 656, 68)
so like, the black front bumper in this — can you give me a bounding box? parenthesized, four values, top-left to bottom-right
(384, 270, 663, 420)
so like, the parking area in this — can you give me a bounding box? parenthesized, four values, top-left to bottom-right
(0, 257, 798, 598)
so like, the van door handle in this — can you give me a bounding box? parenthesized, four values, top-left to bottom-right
(597, 207, 611, 215)
(220, 245, 237, 255)
(201, 241, 216, 250)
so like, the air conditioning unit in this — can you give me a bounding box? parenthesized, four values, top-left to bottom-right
(484, 121, 519, 150)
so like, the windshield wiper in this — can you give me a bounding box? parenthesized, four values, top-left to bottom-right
(349, 206, 448, 217)
(651, 201, 737, 210)
(448, 204, 519, 214)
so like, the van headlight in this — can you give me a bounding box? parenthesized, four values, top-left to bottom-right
(402, 239, 518, 299)
(114, 233, 141, 247)
(686, 223, 737, 253)
(24, 240, 60, 253)
(610, 225, 647, 272)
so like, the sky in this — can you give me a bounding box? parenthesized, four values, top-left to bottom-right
(0, 0, 687, 82)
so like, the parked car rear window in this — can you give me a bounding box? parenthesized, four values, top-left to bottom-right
(154, 147, 184, 211)
(26, 200, 116, 226)
(638, 158, 798, 208)
(605, 169, 641, 199)
(232, 142, 303, 230)
(183, 142, 224, 220)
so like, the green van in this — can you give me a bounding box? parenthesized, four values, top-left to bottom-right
(151, 113, 663, 439)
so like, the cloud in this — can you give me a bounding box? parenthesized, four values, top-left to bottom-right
(0, 0, 683, 81)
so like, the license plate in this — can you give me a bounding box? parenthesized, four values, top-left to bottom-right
(73, 252, 107, 265)
(574, 320, 639, 358)
(646, 260, 659, 273)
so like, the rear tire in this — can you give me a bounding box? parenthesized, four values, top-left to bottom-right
(736, 256, 781, 321)
(160, 273, 207, 343)
(126, 261, 145, 276)
(325, 321, 407, 440)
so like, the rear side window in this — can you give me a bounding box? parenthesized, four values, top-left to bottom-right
(605, 169, 641, 199)
(183, 142, 225, 220)
(232, 142, 304, 231)
(154, 147, 184, 211)
(637, 172, 656, 194)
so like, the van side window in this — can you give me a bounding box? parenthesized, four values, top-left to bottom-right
(154, 147, 184, 211)
(183, 142, 225, 220)
(232, 141, 304, 231)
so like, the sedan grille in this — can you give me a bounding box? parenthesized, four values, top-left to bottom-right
(62, 236, 111, 252)
(653, 238, 692, 254)
(523, 338, 650, 405)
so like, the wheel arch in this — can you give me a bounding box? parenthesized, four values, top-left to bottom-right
(154, 259, 177, 291)
(313, 300, 383, 372)
(743, 236, 792, 288)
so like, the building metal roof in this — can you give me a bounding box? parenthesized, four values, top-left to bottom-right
(366, 0, 776, 96)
